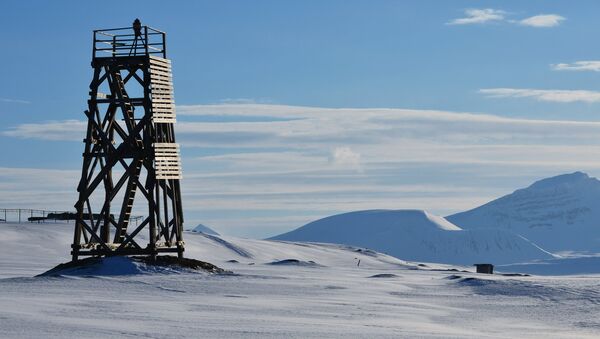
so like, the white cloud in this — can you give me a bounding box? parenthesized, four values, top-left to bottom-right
(519, 14, 565, 27)
(2, 120, 85, 141)
(447, 10, 565, 28)
(447, 9, 505, 25)
(0, 97, 30, 104)
(7, 104, 600, 237)
(218, 98, 276, 104)
(480, 88, 600, 103)
(331, 147, 361, 169)
(0, 167, 79, 210)
(551, 61, 600, 72)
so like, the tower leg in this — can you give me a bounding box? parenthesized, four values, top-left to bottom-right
(71, 223, 81, 261)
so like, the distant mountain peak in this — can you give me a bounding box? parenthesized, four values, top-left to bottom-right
(447, 171, 600, 252)
(527, 171, 594, 191)
(270, 209, 551, 265)
(192, 224, 220, 236)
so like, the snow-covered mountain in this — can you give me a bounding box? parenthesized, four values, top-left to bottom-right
(270, 209, 554, 265)
(447, 172, 600, 254)
(191, 223, 220, 235)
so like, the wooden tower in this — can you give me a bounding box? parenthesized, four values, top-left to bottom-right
(72, 20, 184, 261)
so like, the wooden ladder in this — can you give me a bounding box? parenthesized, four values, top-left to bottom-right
(114, 159, 143, 243)
(112, 71, 143, 244)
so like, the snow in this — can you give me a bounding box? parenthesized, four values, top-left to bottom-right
(270, 209, 554, 265)
(1, 222, 600, 338)
(447, 171, 600, 253)
(498, 256, 600, 276)
(191, 223, 220, 235)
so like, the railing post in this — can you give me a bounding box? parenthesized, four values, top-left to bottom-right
(162, 32, 166, 58)
(18, 209, 21, 223)
(144, 26, 149, 55)
(92, 31, 96, 61)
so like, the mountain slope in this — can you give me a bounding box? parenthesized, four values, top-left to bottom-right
(447, 172, 600, 253)
(191, 223, 220, 236)
(270, 209, 553, 265)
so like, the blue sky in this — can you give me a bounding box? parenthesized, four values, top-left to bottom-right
(2, 1, 600, 237)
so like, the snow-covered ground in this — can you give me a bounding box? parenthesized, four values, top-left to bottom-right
(1, 222, 600, 338)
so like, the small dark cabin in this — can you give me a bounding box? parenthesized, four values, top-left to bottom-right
(474, 263, 494, 274)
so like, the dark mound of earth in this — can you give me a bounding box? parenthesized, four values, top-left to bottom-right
(267, 259, 322, 267)
(368, 273, 399, 278)
(39, 255, 226, 277)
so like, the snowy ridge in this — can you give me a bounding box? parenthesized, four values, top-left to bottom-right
(0, 222, 415, 279)
(191, 223, 220, 235)
(270, 209, 554, 265)
(447, 171, 600, 253)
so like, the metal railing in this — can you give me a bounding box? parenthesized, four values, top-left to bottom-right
(93, 25, 166, 59)
(0, 208, 144, 226)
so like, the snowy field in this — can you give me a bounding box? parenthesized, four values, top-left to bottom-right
(1, 222, 600, 338)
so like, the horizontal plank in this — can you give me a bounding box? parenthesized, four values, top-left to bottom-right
(156, 169, 181, 172)
(149, 66, 172, 73)
(149, 64, 172, 72)
(151, 84, 173, 90)
(149, 67, 172, 75)
(150, 73, 172, 81)
(152, 105, 175, 111)
(149, 62, 172, 69)
(150, 74, 172, 81)
(150, 79, 173, 87)
(152, 114, 176, 118)
(153, 142, 179, 147)
(152, 101, 175, 106)
(151, 98, 173, 103)
(150, 72, 172, 79)
(149, 56, 172, 64)
(151, 93, 174, 98)
(152, 115, 176, 119)
(150, 85, 173, 90)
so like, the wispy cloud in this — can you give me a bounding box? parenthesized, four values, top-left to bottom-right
(0, 97, 30, 104)
(218, 97, 275, 104)
(552, 61, 600, 72)
(447, 9, 505, 25)
(0, 167, 79, 210)
(448, 9, 565, 28)
(2, 120, 85, 141)
(519, 14, 565, 27)
(480, 88, 600, 103)
(330, 147, 362, 171)
(6, 104, 600, 236)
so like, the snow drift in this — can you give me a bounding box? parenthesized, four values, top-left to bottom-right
(270, 209, 554, 265)
(447, 172, 600, 253)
